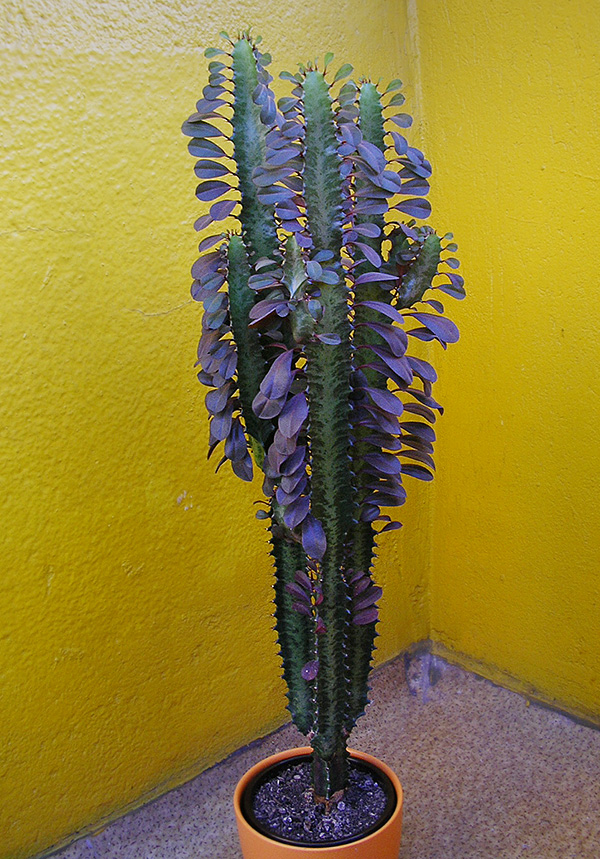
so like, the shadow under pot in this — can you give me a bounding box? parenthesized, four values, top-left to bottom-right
(234, 746, 403, 858)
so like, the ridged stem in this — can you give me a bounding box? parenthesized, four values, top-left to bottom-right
(302, 70, 353, 797)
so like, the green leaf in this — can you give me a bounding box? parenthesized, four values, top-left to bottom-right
(387, 91, 406, 106)
(324, 51, 334, 70)
(219, 30, 230, 40)
(385, 78, 403, 93)
(333, 63, 353, 83)
(204, 47, 226, 58)
(280, 70, 301, 83)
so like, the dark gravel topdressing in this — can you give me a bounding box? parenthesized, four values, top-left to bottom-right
(245, 755, 395, 846)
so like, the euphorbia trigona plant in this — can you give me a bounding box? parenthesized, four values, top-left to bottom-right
(183, 32, 464, 802)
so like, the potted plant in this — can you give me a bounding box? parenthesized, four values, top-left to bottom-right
(183, 30, 464, 857)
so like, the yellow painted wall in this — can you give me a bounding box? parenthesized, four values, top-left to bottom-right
(0, 3, 429, 858)
(4, 1, 600, 856)
(416, 0, 600, 722)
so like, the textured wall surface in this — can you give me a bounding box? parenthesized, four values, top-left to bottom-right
(416, 0, 600, 722)
(0, 3, 432, 858)
(4, 1, 599, 857)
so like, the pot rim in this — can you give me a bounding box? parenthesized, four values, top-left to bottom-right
(233, 747, 403, 853)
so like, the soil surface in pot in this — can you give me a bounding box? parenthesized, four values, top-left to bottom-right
(250, 758, 391, 845)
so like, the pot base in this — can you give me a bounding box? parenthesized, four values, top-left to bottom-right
(234, 747, 403, 858)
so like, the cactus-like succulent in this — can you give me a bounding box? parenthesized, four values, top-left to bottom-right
(183, 32, 465, 800)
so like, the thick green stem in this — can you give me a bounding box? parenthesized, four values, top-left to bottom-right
(271, 503, 315, 736)
(345, 82, 388, 728)
(227, 236, 270, 451)
(231, 39, 279, 267)
(302, 71, 353, 797)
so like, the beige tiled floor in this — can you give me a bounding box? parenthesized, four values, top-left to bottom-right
(52, 654, 600, 858)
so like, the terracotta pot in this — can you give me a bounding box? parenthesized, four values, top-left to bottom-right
(233, 746, 403, 858)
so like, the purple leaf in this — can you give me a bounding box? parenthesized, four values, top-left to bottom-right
(257, 186, 295, 205)
(407, 355, 438, 383)
(436, 281, 466, 300)
(278, 392, 309, 438)
(353, 200, 389, 216)
(195, 180, 231, 202)
(354, 271, 398, 285)
(387, 113, 413, 128)
(379, 521, 403, 533)
(193, 97, 227, 116)
(253, 166, 294, 187)
(401, 178, 429, 197)
(194, 213, 214, 232)
(260, 99, 277, 125)
(356, 301, 405, 324)
(202, 290, 227, 313)
(359, 504, 381, 522)
(339, 122, 361, 148)
(360, 405, 402, 436)
(293, 602, 313, 617)
(354, 242, 382, 268)
(443, 257, 461, 269)
(423, 299, 445, 314)
(197, 233, 225, 253)
(403, 402, 437, 423)
(283, 495, 310, 529)
(230, 455, 254, 485)
(295, 569, 312, 590)
(401, 463, 434, 481)
(194, 161, 231, 180)
(301, 660, 319, 681)
(302, 515, 327, 560)
(366, 347, 414, 386)
(273, 429, 297, 455)
(210, 405, 234, 441)
(267, 147, 301, 166)
(400, 449, 436, 470)
(203, 84, 226, 100)
(316, 333, 341, 345)
(276, 477, 307, 506)
(353, 222, 381, 238)
(357, 141, 386, 174)
(306, 260, 323, 280)
(364, 386, 404, 417)
(252, 391, 286, 419)
(407, 313, 460, 344)
(224, 419, 248, 462)
(355, 584, 382, 611)
(205, 384, 232, 414)
(280, 445, 306, 476)
(407, 327, 437, 343)
(401, 421, 436, 443)
(285, 581, 311, 603)
(364, 452, 402, 475)
(280, 470, 306, 494)
(260, 349, 295, 399)
(182, 119, 225, 139)
(362, 322, 408, 357)
(390, 132, 408, 156)
(353, 607, 379, 625)
(248, 300, 282, 327)
(395, 197, 431, 219)
(191, 250, 222, 279)
(210, 199, 238, 221)
(319, 269, 339, 285)
(188, 138, 227, 159)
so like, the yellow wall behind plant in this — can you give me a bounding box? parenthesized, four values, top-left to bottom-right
(415, 0, 600, 722)
(0, 3, 430, 858)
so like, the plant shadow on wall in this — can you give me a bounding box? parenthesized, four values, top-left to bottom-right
(183, 30, 464, 855)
